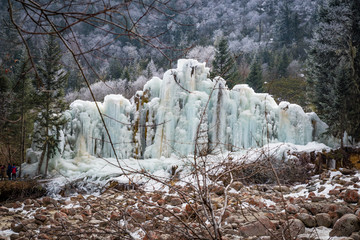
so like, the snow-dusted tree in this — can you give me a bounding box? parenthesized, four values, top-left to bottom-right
(211, 37, 239, 88)
(274, 0, 295, 46)
(34, 35, 68, 176)
(307, 0, 360, 145)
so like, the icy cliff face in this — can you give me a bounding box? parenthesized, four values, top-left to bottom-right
(56, 59, 327, 161)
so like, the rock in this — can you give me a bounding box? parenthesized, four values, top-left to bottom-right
(315, 213, 332, 227)
(11, 223, 24, 233)
(311, 196, 326, 202)
(343, 190, 360, 203)
(110, 211, 122, 221)
(325, 204, 353, 217)
(151, 193, 162, 202)
(157, 199, 165, 206)
(239, 216, 275, 237)
(34, 215, 48, 223)
(282, 219, 305, 236)
(24, 199, 32, 205)
(38, 233, 51, 239)
(329, 189, 341, 196)
(307, 186, 316, 192)
(169, 197, 182, 206)
(273, 185, 290, 193)
(73, 214, 85, 221)
(302, 203, 321, 215)
(213, 186, 225, 196)
(131, 211, 146, 222)
(42, 197, 54, 206)
(296, 213, 317, 227)
(340, 168, 356, 175)
(330, 214, 360, 237)
(0, 206, 9, 212)
(54, 212, 68, 221)
(318, 186, 326, 193)
(350, 232, 360, 240)
(231, 181, 244, 191)
(9, 234, 19, 240)
(286, 204, 300, 214)
(351, 177, 359, 183)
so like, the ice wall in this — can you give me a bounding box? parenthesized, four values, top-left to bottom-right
(54, 59, 328, 160)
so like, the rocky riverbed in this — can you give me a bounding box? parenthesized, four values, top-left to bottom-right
(1, 168, 360, 240)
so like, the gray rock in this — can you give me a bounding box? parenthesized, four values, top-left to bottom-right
(330, 214, 360, 237)
(281, 219, 305, 237)
(239, 216, 275, 237)
(296, 213, 317, 227)
(315, 213, 332, 228)
(350, 232, 360, 240)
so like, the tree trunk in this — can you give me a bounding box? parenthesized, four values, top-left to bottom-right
(44, 142, 50, 178)
(19, 108, 25, 178)
(37, 143, 47, 175)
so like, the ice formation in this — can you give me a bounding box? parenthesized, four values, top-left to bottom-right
(54, 59, 327, 160)
(26, 59, 328, 175)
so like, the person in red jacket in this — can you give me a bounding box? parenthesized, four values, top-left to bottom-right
(11, 164, 17, 180)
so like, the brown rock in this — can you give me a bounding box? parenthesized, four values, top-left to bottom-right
(315, 213, 332, 227)
(157, 199, 165, 206)
(151, 193, 162, 202)
(169, 197, 182, 206)
(329, 189, 341, 196)
(173, 207, 181, 213)
(340, 168, 355, 175)
(110, 211, 122, 221)
(296, 213, 317, 227)
(11, 223, 25, 233)
(330, 214, 360, 237)
(54, 211, 68, 220)
(42, 197, 53, 206)
(131, 211, 146, 222)
(73, 214, 85, 221)
(311, 196, 326, 202)
(34, 215, 48, 222)
(286, 204, 300, 214)
(282, 219, 305, 236)
(213, 186, 225, 196)
(0, 206, 9, 212)
(38, 233, 51, 239)
(239, 216, 275, 237)
(343, 190, 360, 203)
(231, 181, 244, 191)
(350, 232, 360, 240)
(318, 186, 326, 193)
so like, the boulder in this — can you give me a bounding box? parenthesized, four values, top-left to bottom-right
(281, 219, 305, 237)
(343, 190, 359, 203)
(330, 214, 360, 237)
(296, 213, 317, 227)
(286, 204, 300, 214)
(315, 213, 332, 227)
(239, 216, 275, 237)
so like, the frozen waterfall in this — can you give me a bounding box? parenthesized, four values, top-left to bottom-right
(50, 59, 328, 161)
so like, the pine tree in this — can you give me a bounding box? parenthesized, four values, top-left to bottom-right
(108, 59, 123, 80)
(307, 0, 360, 144)
(246, 58, 263, 92)
(12, 53, 35, 172)
(274, 0, 294, 46)
(277, 49, 290, 78)
(35, 35, 68, 176)
(211, 37, 239, 89)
